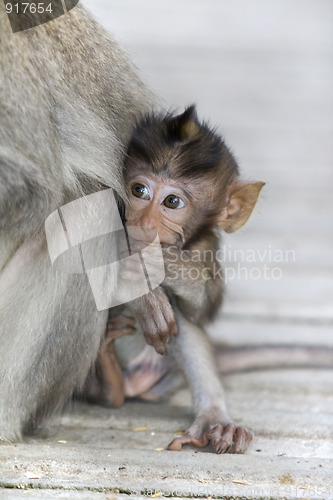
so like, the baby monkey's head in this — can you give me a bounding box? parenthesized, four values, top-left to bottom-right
(124, 105, 264, 247)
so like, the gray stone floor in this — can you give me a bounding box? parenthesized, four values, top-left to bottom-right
(1, 1, 332, 498)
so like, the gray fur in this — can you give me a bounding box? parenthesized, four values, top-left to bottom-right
(0, 3, 156, 442)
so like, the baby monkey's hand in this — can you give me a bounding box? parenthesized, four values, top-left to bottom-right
(130, 287, 178, 355)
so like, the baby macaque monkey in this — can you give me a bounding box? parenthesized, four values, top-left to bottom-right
(85, 105, 264, 454)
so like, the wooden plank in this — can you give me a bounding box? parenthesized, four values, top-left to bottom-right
(207, 320, 333, 346)
(1, 445, 332, 499)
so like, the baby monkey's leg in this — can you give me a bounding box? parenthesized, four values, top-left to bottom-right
(167, 311, 253, 454)
(85, 314, 135, 407)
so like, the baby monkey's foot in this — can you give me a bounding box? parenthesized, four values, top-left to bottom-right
(168, 415, 253, 454)
(207, 422, 254, 454)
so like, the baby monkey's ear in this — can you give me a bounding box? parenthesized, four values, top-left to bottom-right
(218, 181, 265, 233)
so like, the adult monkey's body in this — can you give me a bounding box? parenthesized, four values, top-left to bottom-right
(0, 3, 161, 442)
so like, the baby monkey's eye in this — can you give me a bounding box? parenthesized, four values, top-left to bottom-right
(163, 195, 185, 209)
(131, 183, 150, 200)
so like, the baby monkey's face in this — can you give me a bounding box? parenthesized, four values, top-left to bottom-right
(125, 173, 194, 246)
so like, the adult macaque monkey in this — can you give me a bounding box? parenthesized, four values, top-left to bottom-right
(0, 3, 175, 442)
(86, 106, 265, 453)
